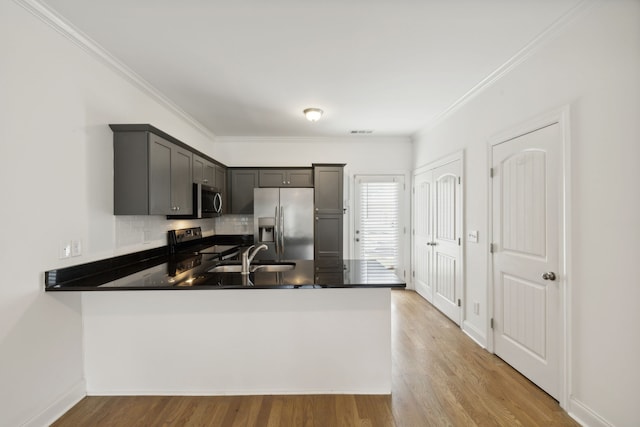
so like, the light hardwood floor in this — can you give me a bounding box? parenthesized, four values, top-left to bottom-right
(52, 290, 578, 426)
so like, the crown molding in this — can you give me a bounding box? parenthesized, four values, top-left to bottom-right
(215, 135, 412, 144)
(412, 0, 598, 141)
(14, 0, 216, 141)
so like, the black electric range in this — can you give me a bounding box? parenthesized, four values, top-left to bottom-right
(168, 227, 242, 260)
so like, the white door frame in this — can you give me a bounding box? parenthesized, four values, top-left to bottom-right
(412, 150, 465, 325)
(348, 170, 411, 282)
(353, 174, 406, 275)
(487, 106, 572, 409)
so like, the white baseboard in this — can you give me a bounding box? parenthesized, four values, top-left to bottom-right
(414, 285, 431, 303)
(567, 397, 613, 427)
(23, 380, 86, 427)
(87, 387, 391, 396)
(462, 320, 487, 348)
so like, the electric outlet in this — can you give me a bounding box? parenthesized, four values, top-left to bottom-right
(71, 240, 82, 257)
(59, 241, 72, 259)
(473, 302, 480, 315)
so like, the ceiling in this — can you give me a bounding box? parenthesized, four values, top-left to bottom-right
(41, 0, 584, 138)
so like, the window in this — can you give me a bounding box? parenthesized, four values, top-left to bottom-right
(354, 175, 404, 273)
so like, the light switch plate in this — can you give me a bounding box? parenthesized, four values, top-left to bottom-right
(59, 241, 72, 259)
(467, 230, 479, 243)
(71, 240, 82, 257)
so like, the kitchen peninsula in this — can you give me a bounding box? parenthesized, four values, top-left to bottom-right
(45, 236, 404, 396)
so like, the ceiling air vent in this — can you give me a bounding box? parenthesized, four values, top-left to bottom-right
(350, 130, 374, 134)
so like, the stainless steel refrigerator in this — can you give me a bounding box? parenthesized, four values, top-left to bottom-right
(253, 187, 314, 260)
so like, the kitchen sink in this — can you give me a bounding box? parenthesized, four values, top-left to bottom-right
(208, 262, 296, 274)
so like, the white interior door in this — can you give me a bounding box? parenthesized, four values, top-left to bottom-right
(431, 161, 462, 324)
(413, 171, 433, 301)
(492, 123, 561, 400)
(412, 159, 462, 325)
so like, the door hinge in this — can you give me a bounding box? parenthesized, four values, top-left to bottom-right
(458, 237, 461, 246)
(490, 243, 495, 253)
(412, 270, 415, 278)
(490, 318, 494, 329)
(458, 176, 461, 185)
(403, 270, 406, 278)
(490, 167, 494, 178)
(457, 299, 461, 307)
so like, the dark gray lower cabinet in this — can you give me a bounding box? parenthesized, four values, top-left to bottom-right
(114, 131, 192, 215)
(314, 214, 343, 260)
(229, 169, 259, 214)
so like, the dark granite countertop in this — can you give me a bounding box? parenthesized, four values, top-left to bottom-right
(45, 239, 405, 291)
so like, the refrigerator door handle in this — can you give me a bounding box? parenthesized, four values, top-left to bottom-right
(275, 206, 279, 255)
(280, 207, 285, 258)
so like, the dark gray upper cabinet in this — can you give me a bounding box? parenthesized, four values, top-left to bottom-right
(114, 130, 193, 215)
(313, 165, 344, 215)
(313, 164, 345, 261)
(111, 124, 228, 217)
(193, 154, 215, 186)
(259, 168, 313, 187)
(214, 164, 226, 190)
(229, 169, 259, 214)
(215, 164, 227, 214)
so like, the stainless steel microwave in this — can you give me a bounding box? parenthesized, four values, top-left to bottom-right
(167, 183, 222, 219)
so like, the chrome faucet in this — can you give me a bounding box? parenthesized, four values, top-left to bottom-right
(241, 244, 268, 274)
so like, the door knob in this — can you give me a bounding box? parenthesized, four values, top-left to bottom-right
(542, 272, 556, 281)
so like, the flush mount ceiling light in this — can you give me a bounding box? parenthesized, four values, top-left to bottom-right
(303, 108, 323, 122)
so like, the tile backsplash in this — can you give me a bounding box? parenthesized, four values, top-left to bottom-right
(214, 214, 253, 235)
(114, 215, 252, 254)
(115, 216, 215, 252)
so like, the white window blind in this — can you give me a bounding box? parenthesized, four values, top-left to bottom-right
(355, 176, 403, 272)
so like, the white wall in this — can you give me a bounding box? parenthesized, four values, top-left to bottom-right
(0, 1, 220, 425)
(412, 2, 640, 426)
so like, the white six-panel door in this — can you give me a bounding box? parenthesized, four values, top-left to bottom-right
(413, 171, 433, 300)
(413, 159, 462, 325)
(492, 123, 561, 400)
(431, 161, 462, 324)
